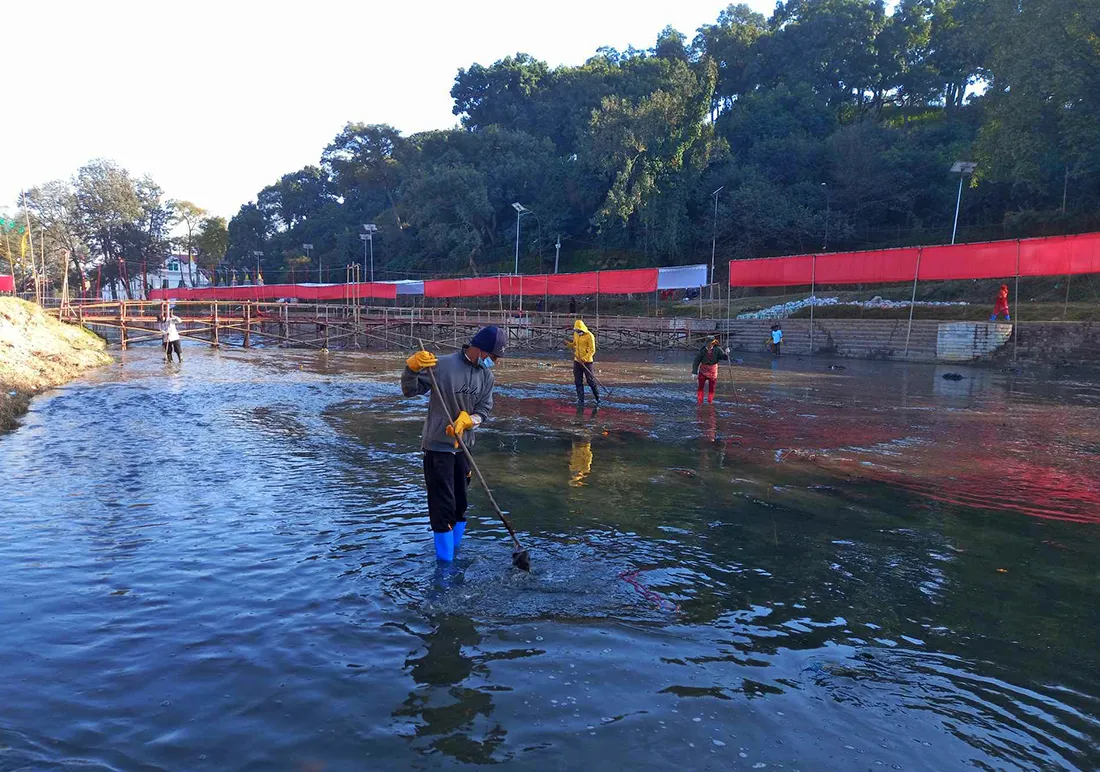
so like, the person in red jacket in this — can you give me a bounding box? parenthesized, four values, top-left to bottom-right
(692, 337, 729, 405)
(991, 284, 1011, 321)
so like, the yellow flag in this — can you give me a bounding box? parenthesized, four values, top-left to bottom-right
(257, 270, 264, 286)
(20, 232, 29, 259)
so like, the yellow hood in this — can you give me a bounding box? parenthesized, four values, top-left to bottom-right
(573, 319, 590, 334)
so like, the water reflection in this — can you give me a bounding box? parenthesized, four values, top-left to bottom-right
(568, 440, 592, 487)
(0, 347, 1097, 770)
(391, 612, 508, 764)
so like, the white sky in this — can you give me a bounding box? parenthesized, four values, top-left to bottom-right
(3, 0, 775, 219)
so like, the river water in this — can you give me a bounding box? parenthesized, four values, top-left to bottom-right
(1, 346, 1098, 771)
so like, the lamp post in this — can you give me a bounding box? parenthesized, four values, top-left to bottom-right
(821, 183, 830, 252)
(710, 186, 723, 289)
(252, 250, 263, 284)
(360, 223, 378, 283)
(511, 202, 530, 274)
(302, 243, 313, 283)
(950, 161, 977, 244)
(554, 235, 561, 274)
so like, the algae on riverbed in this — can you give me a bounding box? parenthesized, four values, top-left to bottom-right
(0, 297, 111, 431)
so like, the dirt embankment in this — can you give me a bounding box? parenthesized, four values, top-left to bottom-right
(0, 297, 112, 432)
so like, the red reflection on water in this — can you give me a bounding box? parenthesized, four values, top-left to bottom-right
(710, 396, 1100, 525)
(504, 397, 655, 432)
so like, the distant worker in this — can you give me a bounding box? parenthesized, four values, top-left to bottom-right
(770, 323, 783, 357)
(161, 310, 183, 363)
(991, 284, 1011, 321)
(692, 337, 729, 405)
(401, 326, 505, 562)
(565, 319, 599, 404)
(568, 297, 577, 315)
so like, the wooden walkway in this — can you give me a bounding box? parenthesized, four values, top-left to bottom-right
(51, 300, 726, 352)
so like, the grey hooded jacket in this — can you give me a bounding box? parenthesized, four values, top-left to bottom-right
(401, 348, 495, 452)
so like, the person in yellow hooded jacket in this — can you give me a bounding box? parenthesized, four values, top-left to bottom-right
(565, 319, 599, 403)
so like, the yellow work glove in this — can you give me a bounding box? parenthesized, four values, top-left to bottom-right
(445, 410, 475, 447)
(406, 350, 438, 372)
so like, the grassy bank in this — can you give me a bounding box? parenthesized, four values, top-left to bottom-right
(0, 297, 112, 432)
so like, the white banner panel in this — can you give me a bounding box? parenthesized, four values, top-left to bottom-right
(657, 264, 708, 289)
(391, 280, 425, 295)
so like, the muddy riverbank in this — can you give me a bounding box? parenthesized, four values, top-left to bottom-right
(0, 297, 111, 431)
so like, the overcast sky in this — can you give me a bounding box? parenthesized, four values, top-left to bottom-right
(4, 0, 775, 219)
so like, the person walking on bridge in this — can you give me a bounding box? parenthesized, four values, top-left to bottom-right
(692, 337, 729, 404)
(401, 326, 505, 562)
(565, 319, 599, 404)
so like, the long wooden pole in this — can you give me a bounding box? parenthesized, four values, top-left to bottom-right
(904, 247, 922, 357)
(1013, 240, 1021, 363)
(808, 254, 816, 355)
(21, 190, 40, 304)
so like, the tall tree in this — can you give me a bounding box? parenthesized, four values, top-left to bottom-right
(72, 159, 144, 299)
(195, 216, 228, 279)
(171, 200, 206, 286)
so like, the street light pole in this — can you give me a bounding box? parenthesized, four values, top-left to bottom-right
(302, 243, 313, 283)
(361, 224, 378, 283)
(554, 235, 561, 274)
(710, 186, 723, 289)
(511, 203, 530, 274)
(821, 183, 830, 251)
(950, 161, 977, 244)
(252, 250, 263, 284)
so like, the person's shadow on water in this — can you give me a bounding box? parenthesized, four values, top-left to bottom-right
(391, 613, 508, 764)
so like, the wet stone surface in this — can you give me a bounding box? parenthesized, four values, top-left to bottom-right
(0, 346, 1097, 770)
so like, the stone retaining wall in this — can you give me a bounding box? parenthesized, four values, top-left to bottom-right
(715, 318, 1098, 365)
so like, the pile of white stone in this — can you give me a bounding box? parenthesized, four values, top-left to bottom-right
(736, 295, 968, 320)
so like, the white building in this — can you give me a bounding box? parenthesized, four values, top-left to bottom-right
(98, 254, 211, 300)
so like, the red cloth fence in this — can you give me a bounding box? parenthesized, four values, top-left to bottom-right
(0, 275, 13, 293)
(148, 267, 660, 302)
(149, 282, 397, 301)
(728, 232, 1100, 287)
(423, 268, 658, 298)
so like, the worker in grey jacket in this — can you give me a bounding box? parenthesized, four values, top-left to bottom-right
(401, 325, 506, 562)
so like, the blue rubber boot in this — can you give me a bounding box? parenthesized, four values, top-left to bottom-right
(433, 531, 455, 562)
(452, 521, 467, 554)
(1005, 314, 1011, 321)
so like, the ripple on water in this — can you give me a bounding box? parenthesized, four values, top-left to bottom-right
(0, 348, 1097, 770)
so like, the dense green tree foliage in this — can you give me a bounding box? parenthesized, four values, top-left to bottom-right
(223, 0, 1100, 282)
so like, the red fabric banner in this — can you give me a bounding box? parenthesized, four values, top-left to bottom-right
(0, 275, 13, 293)
(546, 272, 599, 296)
(819, 248, 920, 284)
(729, 232, 1100, 287)
(727, 255, 815, 287)
(1018, 232, 1100, 277)
(423, 277, 504, 299)
(590, 268, 659, 294)
(916, 241, 1017, 281)
(149, 282, 397, 301)
(423, 268, 659, 298)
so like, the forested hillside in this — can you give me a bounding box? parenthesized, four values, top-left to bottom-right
(223, 0, 1100, 283)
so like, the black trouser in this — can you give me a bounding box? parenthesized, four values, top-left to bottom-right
(424, 450, 471, 533)
(772, 341, 781, 357)
(165, 340, 182, 361)
(573, 361, 599, 401)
